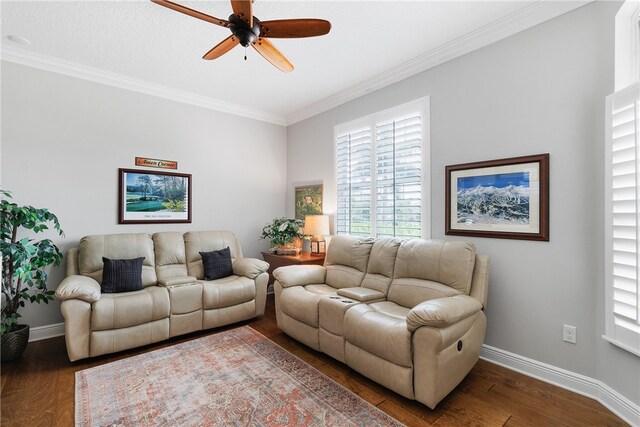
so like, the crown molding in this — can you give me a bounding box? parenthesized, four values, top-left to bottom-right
(0, 46, 287, 126)
(1, 1, 591, 128)
(285, 0, 592, 125)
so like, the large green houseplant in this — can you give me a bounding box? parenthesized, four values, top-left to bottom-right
(260, 217, 305, 254)
(1, 190, 64, 361)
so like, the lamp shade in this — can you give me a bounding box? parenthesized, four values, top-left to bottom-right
(303, 215, 330, 236)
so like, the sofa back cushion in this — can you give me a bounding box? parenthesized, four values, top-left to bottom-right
(388, 239, 476, 308)
(78, 234, 157, 287)
(184, 231, 242, 280)
(325, 235, 374, 289)
(153, 232, 189, 283)
(360, 237, 402, 295)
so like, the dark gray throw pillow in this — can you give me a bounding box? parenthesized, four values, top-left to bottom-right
(101, 257, 145, 293)
(200, 247, 233, 280)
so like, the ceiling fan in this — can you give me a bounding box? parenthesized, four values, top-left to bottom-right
(151, 0, 331, 73)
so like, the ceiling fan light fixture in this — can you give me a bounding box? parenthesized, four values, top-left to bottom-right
(151, 0, 331, 72)
(229, 14, 260, 47)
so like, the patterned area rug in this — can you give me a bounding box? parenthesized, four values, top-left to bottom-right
(75, 326, 404, 426)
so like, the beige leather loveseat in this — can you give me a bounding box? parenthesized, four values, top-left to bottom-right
(273, 235, 490, 409)
(55, 231, 269, 361)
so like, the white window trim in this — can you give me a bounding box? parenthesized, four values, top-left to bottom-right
(614, 0, 640, 91)
(334, 97, 431, 238)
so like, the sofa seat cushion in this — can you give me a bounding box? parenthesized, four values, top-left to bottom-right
(91, 286, 170, 331)
(279, 285, 338, 328)
(343, 302, 413, 367)
(200, 275, 255, 310)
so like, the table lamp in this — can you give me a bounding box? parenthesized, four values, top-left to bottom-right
(304, 215, 330, 255)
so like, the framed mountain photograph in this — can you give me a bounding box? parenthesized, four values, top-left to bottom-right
(445, 154, 549, 241)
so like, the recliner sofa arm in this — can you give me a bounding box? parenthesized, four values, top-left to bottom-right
(273, 265, 326, 288)
(406, 295, 483, 332)
(55, 275, 101, 303)
(233, 258, 269, 279)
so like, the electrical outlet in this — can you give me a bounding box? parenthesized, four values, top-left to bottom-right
(563, 325, 577, 344)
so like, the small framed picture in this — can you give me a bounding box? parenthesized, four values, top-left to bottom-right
(294, 184, 323, 220)
(118, 168, 192, 224)
(445, 154, 549, 241)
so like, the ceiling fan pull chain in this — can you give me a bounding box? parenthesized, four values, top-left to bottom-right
(244, 47, 247, 61)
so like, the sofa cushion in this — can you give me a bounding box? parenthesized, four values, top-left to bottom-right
(101, 257, 144, 294)
(388, 278, 461, 309)
(200, 247, 233, 280)
(279, 285, 337, 328)
(200, 276, 255, 309)
(91, 286, 170, 330)
(343, 302, 413, 367)
(325, 235, 374, 289)
(392, 239, 476, 298)
(153, 232, 189, 283)
(78, 234, 157, 287)
(361, 237, 402, 295)
(184, 231, 242, 279)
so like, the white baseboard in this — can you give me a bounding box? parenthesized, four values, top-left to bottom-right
(29, 322, 65, 342)
(481, 344, 640, 426)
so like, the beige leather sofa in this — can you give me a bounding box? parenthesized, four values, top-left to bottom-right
(55, 231, 269, 361)
(273, 235, 490, 409)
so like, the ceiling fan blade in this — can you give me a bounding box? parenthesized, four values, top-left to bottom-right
(251, 38, 294, 73)
(230, 0, 253, 27)
(203, 35, 240, 60)
(151, 0, 230, 28)
(259, 19, 331, 38)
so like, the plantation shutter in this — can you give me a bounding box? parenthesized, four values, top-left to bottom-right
(605, 82, 640, 355)
(376, 114, 422, 238)
(336, 129, 372, 236)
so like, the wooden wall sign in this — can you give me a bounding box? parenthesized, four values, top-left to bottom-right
(135, 157, 178, 170)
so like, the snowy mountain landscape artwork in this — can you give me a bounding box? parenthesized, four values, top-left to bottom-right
(446, 154, 548, 241)
(456, 172, 530, 225)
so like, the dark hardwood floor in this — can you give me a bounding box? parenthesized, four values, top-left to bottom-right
(1, 295, 628, 426)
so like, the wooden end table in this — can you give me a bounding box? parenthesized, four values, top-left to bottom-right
(261, 251, 325, 286)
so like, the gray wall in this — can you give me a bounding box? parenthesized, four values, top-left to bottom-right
(1, 61, 286, 329)
(286, 2, 639, 404)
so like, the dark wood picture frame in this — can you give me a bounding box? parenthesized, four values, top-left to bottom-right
(445, 154, 549, 241)
(118, 168, 192, 224)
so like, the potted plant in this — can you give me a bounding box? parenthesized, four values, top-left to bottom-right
(260, 217, 305, 254)
(1, 190, 64, 362)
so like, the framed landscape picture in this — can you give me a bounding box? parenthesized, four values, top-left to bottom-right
(295, 184, 323, 220)
(445, 154, 549, 241)
(118, 168, 192, 224)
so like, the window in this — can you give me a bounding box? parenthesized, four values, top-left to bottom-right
(604, 82, 640, 356)
(336, 99, 429, 239)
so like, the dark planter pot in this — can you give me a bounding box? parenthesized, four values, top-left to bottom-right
(1, 324, 30, 362)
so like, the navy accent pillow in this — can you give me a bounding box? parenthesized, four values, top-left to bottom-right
(200, 247, 233, 280)
(101, 257, 145, 293)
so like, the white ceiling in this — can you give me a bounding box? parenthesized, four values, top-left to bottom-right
(1, 1, 588, 125)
